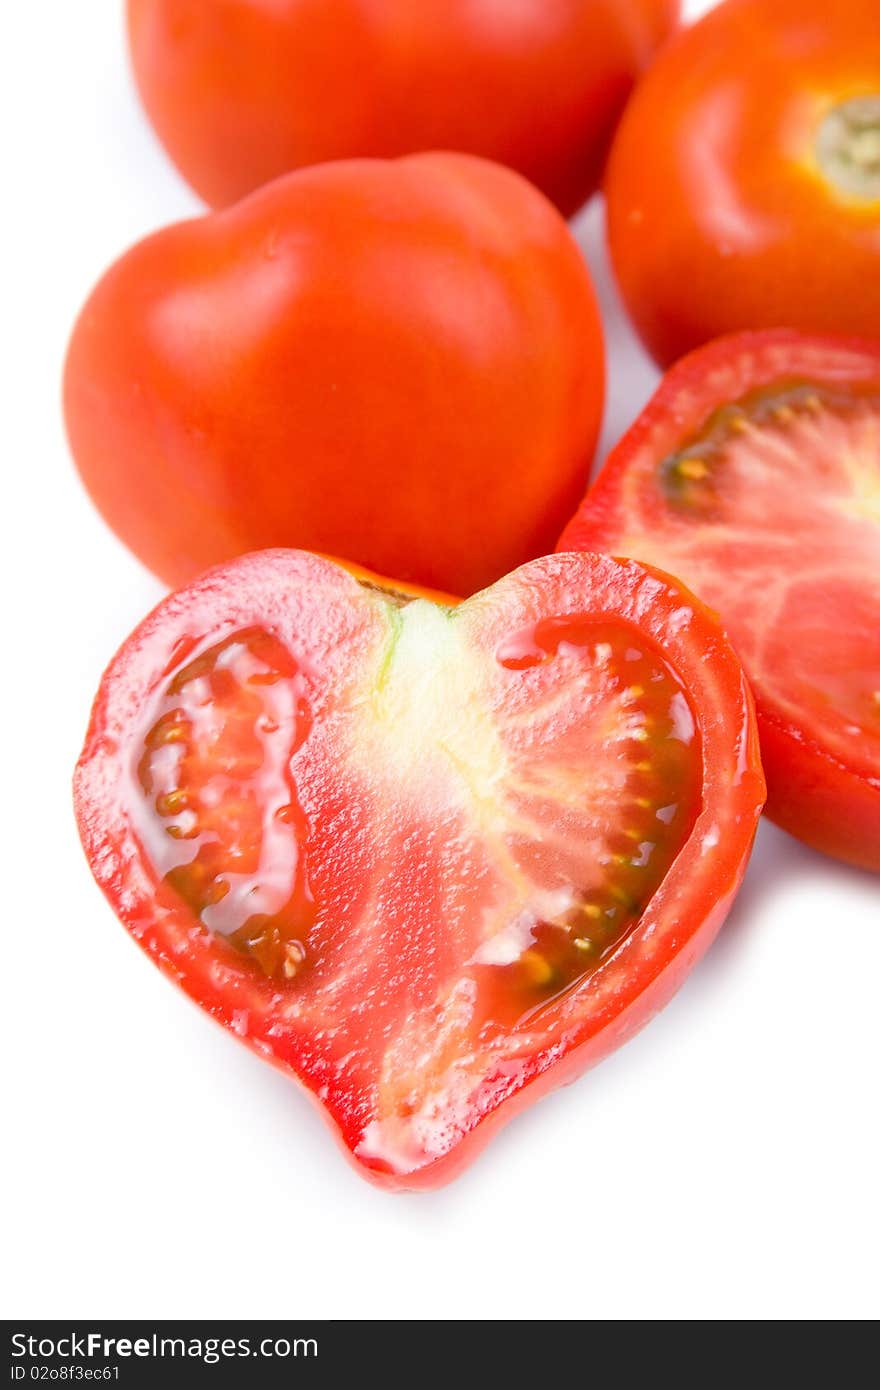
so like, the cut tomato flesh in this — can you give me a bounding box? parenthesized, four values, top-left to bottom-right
(561, 332, 880, 869)
(76, 550, 764, 1186)
(655, 381, 880, 767)
(135, 607, 700, 1043)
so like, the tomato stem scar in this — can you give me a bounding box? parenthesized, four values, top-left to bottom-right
(817, 96, 880, 200)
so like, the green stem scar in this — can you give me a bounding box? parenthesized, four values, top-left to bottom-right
(817, 96, 880, 200)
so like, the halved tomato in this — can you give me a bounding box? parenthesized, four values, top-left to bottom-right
(560, 330, 880, 871)
(75, 550, 763, 1188)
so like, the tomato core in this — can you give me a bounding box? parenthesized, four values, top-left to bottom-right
(816, 96, 880, 201)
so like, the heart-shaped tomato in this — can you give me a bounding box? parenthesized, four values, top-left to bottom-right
(75, 551, 764, 1188)
(63, 152, 604, 597)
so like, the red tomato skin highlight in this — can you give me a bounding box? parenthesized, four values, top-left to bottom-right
(63, 153, 604, 597)
(75, 550, 764, 1189)
(605, 0, 880, 366)
(560, 330, 880, 872)
(127, 0, 680, 216)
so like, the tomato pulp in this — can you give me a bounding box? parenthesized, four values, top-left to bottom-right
(605, 0, 880, 366)
(75, 550, 763, 1188)
(63, 153, 604, 596)
(561, 331, 880, 871)
(127, 0, 680, 216)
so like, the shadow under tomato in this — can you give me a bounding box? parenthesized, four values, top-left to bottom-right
(700, 814, 877, 982)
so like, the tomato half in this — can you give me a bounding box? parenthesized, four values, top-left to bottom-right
(560, 330, 880, 871)
(75, 549, 763, 1188)
(127, 0, 680, 216)
(605, 0, 880, 367)
(63, 153, 604, 597)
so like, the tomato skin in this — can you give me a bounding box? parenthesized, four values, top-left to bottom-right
(560, 329, 880, 872)
(757, 710, 880, 874)
(328, 556, 459, 609)
(127, 0, 680, 217)
(75, 548, 763, 1189)
(63, 153, 604, 596)
(605, 0, 880, 367)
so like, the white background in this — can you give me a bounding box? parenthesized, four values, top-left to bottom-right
(2, 1, 877, 1321)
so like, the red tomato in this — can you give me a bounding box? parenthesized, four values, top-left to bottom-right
(74, 549, 763, 1188)
(63, 153, 604, 596)
(127, 0, 680, 216)
(605, 0, 880, 367)
(560, 330, 880, 871)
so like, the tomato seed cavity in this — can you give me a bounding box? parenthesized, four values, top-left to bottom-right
(488, 617, 702, 1028)
(135, 628, 316, 981)
(661, 381, 880, 518)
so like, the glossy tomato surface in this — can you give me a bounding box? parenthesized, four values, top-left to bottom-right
(127, 0, 680, 216)
(63, 153, 604, 596)
(561, 330, 880, 870)
(75, 550, 763, 1189)
(606, 0, 880, 366)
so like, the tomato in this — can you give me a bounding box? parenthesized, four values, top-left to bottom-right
(560, 330, 880, 871)
(63, 153, 604, 596)
(74, 549, 763, 1188)
(605, 0, 880, 367)
(126, 0, 680, 216)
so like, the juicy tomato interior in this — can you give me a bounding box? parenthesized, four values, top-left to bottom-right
(131, 587, 701, 1163)
(137, 629, 317, 981)
(78, 550, 766, 1184)
(573, 365, 880, 785)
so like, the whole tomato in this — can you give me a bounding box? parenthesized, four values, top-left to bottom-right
(63, 153, 604, 594)
(127, 0, 680, 216)
(605, 0, 880, 366)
